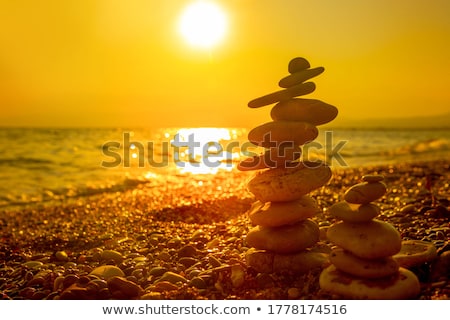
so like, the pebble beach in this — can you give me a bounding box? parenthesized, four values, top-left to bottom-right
(0, 159, 449, 300)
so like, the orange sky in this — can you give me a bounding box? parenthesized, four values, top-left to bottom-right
(1, 0, 450, 128)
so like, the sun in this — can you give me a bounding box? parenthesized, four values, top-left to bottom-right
(178, 1, 228, 49)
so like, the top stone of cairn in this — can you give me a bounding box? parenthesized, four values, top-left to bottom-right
(247, 57, 325, 108)
(288, 57, 310, 73)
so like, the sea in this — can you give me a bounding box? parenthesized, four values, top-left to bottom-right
(0, 127, 449, 210)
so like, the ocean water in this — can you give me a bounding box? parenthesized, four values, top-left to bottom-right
(0, 127, 449, 209)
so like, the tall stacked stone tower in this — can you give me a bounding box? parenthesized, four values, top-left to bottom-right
(238, 57, 338, 274)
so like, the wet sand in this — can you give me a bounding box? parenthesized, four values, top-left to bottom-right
(0, 160, 449, 300)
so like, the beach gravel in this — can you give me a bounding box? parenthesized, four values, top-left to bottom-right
(0, 160, 448, 300)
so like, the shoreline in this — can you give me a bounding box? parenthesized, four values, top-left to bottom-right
(0, 159, 448, 300)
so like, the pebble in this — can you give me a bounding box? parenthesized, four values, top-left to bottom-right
(319, 265, 420, 299)
(141, 292, 162, 300)
(89, 265, 125, 280)
(178, 245, 198, 258)
(344, 181, 387, 204)
(248, 121, 318, 148)
(179, 257, 197, 268)
(152, 281, 179, 291)
(63, 274, 79, 289)
(393, 240, 438, 268)
(247, 162, 332, 202)
(108, 276, 143, 298)
(246, 219, 319, 254)
(288, 57, 310, 73)
(22, 261, 44, 269)
(248, 196, 319, 227)
(206, 238, 220, 249)
(149, 266, 168, 277)
(248, 82, 316, 108)
(431, 251, 450, 280)
(190, 277, 207, 289)
(255, 273, 275, 288)
(278, 67, 325, 88)
(362, 174, 385, 183)
(191, 229, 205, 240)
(157, 251, 171, 262)
(245, 248, 273, 273)
(270, 98, 338, 125)
(101, 250, 124, 263)
(287, 287, 300, 299)
(19, 287, 36, 299)
(155, 271, 188, 285)
(208, 255, 222, 268)
(89, 279, 108, 290)
(327, 220, 402, 259)
(330, 248, 399, 278)
(64, 261, 77, 269)
(187, 268, 202, 279)
(237, 146, 301, 171)
(53, 276, 64, 291)
(55, 251, 69, 262)
(328, 201, 380, 223)
(59, 283, 94, 300)
(400, 204, 417, 214)
(246, 248, 328, 274)
(230, 265, 245, 288)
(27, 276, 45, 287)
(133, 256, 147, 263)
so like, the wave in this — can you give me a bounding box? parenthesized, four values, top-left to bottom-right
(0, 157, 54, 168)
(1, 127, 449, 210)
(391, 138, 450, 155)
(335, 138, 450, 158)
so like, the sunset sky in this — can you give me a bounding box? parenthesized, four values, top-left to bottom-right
(1, 0, 449, 128)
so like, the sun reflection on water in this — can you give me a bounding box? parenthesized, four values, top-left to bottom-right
(171, 127, 246, 175)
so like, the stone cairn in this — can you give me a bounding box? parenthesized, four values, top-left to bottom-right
(237, 57, 338, 274)
(319, 175, 421, 299)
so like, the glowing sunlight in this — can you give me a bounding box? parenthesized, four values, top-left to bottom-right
(178, 1, 228, 49)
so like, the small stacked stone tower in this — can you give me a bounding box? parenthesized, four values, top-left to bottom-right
(319, 175, 421, 299)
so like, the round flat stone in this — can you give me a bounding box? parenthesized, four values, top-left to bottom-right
(108, 276, 143, 298)
(22, 261, 44, 269)
(237, 146, 301, 171)
(89, 265, 125, 280)
(101, 250, 124, 263)
(270, 98, 338, 125)
(155, 271, 188, 285)
(344, 181, 387, 204)
(362, 174, 385, 183)
(278, 67, 325, 88)
(330, 248, 399, 278)
(248, 121, 318, 148)
(328, 201, 380, 223)
(326, 219, 401, 259)
(246, 247, 328, 274)
(288, 57, 310, 73)
(393, 240, 438, 268)
(248, 195, 320, 227)
(248, 161, 332, 202)
(248, 82, 315, 108)
(319, 265, 420, 299)
(246, 219, 319, 254)
(431, 251, 450, 281)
